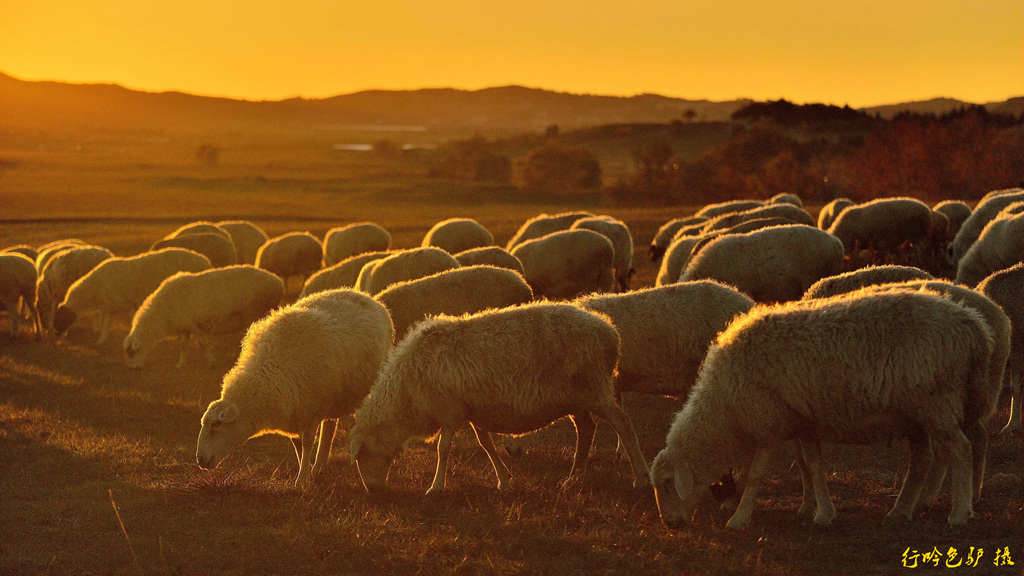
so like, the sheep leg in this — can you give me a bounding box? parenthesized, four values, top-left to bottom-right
(721, 465, 746, 512)
(794, 444, 814, 518)
(726, 446, 773, 530)
(310, 419, 338, 480)
(291, 437, 303, 464)
(1002, 375, 1022, 433)
(965, 420, 988, 503)
(95, 314, 112, 345)
(591, 401, 650, 488)
(194, 332, 218, 367)
(564, 413, 596, 486)
(471, 424, 511, 491)
(294, 422, 320, 488)
(887, 432, 934, 522)
(613, 389, 625, 456)
(175, 334, 192, 369)
(936, 429, 975, 525)
(798, 439, 837, 526)
(426, 424, 456, 496)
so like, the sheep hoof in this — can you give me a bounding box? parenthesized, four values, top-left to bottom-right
(632, 476, 650, 489)
(1000, 423, 1021, 434)
(725, 516, 751, 531)
(882, 511, 912, 525)
(425, 486, 444, 497)
(813, 512, 835, 527)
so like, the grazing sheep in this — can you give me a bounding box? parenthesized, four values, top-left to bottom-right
(35, 240, 85, 273)
(826, 197, 936, 252)
(322, 223, 391, 266)
(694, 200, 764, 219)
(649, 217, 706, 262)
(376, 265, 533, 341)
(300, 251, 394, 298)
(511, 229, 615, 300)
(453, 246, 525, 275)
(256, 232, 324, 295)
(3, 245, 38, 262)
(768, 193, 802, 207)
(655, 236, 701, 287)
(701, 204, 814, 234)
(35, 246, 113, 335)
(650, 290, 994, 529)
(165, 221, 232, 241)
(947, 188, 1024, 266)
(816, 198, 855, 230)
(571, 216, 634, 291)
(152, 233, 238, 268)
(421, 218, 493, 254)
(216, 220, 269, 265)
(576, 281, 754, 402)
(802, 265, 935, 300)
(505, 211, 594, 251)
(978, 263, 1024, 433)
(124, 266, 284, 368)
(681, 225, 844, 303)
(932, 200, 972, 240)
(355, 247, 461, 296)
(0, 253, 41, 337)
(349, 302, 650, 494)
(53, 248, 212, 344)
(955, 211, 1024, 287)
(196, 289, 394, 488)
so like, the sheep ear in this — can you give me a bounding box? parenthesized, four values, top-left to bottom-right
(674, 461, 694, 502)
(218, 403, 239, 423)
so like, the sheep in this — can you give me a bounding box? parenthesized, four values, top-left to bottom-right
(196, 289, 394, 488)
(35, 245, 113, 335)
(571, 216, 634, 291)
(165, 221, 232, 241)
(255, 232, 324, 295)
(816, 198, 855, 230)
(655, 236, 701, 287)
(375, 265, 534, 341)
(768, 193, 802, 207)
(3, 245, 38, 262)
(300, 251, 394, 298)
(649, 217, 706, 262)
(947, 188, 1024, 266)
(53, 248, 212, 344)
(355, 247, 461, 296)
(453, 246, 525, 275)
(932, 200, 972, 241)
(694, 200, 764, 219)
(505, 211, 594, 251)
(151, 233, 238, 268)
(702, 204, 814, 235)
(802, 265, 935, 300)
(955, 211, 1024, 287)
(650, 290, 995, 529)
(511, 229, 615, 300)
(978, 263, 1024, 433)
(0, 253, 41, 338)
(322, 222, 391, 266)
(421, 218, 493, 254)
(826, 197, 936, 252)
(681, 225, 844, 303)
(123, 265, 284, 368)
(35, 240, 85, 273)
(216, 220, 269, 265)
(348, 302, 650, 494)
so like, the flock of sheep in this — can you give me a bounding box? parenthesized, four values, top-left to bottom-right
(1, 187, 1022, 531)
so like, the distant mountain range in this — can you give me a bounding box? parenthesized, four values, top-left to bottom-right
(1, 71, 1020, 136)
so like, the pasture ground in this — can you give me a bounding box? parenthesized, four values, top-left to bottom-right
(0, 136, 1021, 575)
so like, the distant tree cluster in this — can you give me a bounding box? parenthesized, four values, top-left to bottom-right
(512, 144, 602, 195)
(428, 136, 512, 183)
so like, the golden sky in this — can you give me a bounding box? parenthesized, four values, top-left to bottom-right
(1, 0, 1021, 107)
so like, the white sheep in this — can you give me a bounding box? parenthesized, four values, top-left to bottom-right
(196, 289, 394, 488)
(300, 251, 394, 298)
(453, 246, 525, 275)
(510, 229, 615, 300)
(34, 240, 85, 273)
(694, 200, 764, 219)
(955, 210, 1024, 287)
(216, 220, 269, 265)
(649, 217, 706, 262)
(932, 200, 972, 241)
(826, 197, 936, 252)
(701, 203, 814, 234)
(978, 263, 1024, 433)
(571, 216, 634, 292)
(123, 265, 284, 368)
(505, 211, 594, 251)
(322, 222, 391, 267)
(802, 265, 935, 300)
(375, 265, 534, 341)
(947, 188, 1024, 266)
(0, 253, 41, 338)
(681, 225, 844, 303)
(35, 245, 113, 335)
(816, 198, 854, 230)
(421, 218, 493, 254)
(53, 248, 212, 344)
(165, 221, 232, 241)
(355, 247, 461, 296)
(348, 302, 650, 494)
(151, 233, 238, 268)
(255, 231, 324, 296)
(3, 245, 38, 262)
(768, 193, 802, 207)
(650, 290, 995, 529)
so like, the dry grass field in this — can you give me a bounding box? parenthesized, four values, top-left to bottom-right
(0, 135, 1021, 575)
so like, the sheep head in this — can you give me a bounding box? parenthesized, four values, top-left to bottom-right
(349, 428, 402, 494)
(52, 305, 77, 337)
(122, 334, 149, 369)
(196, 400, 251, 471)
(650, 449, 701, 529)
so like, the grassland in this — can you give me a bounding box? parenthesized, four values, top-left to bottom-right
(0, 133, 1021, 575)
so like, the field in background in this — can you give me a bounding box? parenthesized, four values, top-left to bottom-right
(0, 135, 1021, 575)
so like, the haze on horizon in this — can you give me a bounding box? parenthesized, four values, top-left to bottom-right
(2, 0, 1021, 108)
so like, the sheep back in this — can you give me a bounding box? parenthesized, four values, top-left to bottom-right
(421, 218, 493, 254)
(216, 220, 269, 265)
(357, 247, 461, 296)
(949, 188, 1024, 265)
(323, 223, 391, 266)
(655, 236, 701, 287)
(152, 233, 238, 268)
(511, 229, 615, 300)
(301, 250, 394, 298)
(505, 211, 594, 251)
(256, 232, 324, 279)
(955, 211, 1024, 287)
(571, 216, 634, 291)
(453, 246, 525, 275)
(0, 252, 39, 336)
(932, 200, 972, 240)
(826, 197, 934, 252)
(35, 246, 113, 331)
(649, 217, 706, 262)
(803, 265, 935, 300)
(816, 198, 855, 230)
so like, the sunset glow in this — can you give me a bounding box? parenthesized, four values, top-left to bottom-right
(1, 0, 1021, 106)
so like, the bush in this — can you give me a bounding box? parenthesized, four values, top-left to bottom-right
(513, 144, 602, 195)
